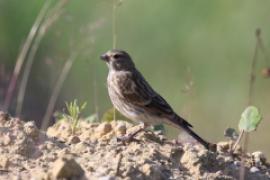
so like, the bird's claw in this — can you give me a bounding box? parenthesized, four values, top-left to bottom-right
(116, 127, 145, 144)
(116, 134, 140, 144)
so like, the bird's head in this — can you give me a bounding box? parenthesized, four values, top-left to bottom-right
(100, 49, 135, 71)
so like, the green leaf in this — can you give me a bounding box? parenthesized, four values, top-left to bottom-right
(81, 102, 87, 110)
(153, 124, 165, 135)
(239, 106, 262, 132)
(153, 124, 165, 131)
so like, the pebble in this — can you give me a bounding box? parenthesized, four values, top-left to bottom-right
(217, 141, 231, 152)
(233, 161, 241, 167)
(51, 155, 85, 179)
(98, 175, 116, 180)
(68, 136, 81, 144)
(96, 122, 112, 137)
(0, 133, 11, 145)
(0, 155, 9, 169)
(250, 166, 260, 173)
(252, 151, 267, 166)
(115, 122, 127, 136)
(45, 142, 54, 150)
(0, 112, 10, 122)
(23, 121, 39, 138)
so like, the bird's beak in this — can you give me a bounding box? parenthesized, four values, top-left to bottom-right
(100, 53, 109, 62)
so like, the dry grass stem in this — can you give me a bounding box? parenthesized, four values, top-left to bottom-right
(16, 0, 68, 116)
(3, 0, 53, 110)
(112, 0, 118, 121)
(93, 70, 100, 121)
(238, 28, 261, 180)
(41, 52, 78, 130)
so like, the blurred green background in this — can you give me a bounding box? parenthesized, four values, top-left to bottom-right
(0, 0, 270, 156)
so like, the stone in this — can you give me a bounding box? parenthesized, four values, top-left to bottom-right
(73, 142, 88, 154)
(170, 147, 183, 167)
(140, 163, 165, 180)
(250, 166, 260, 173)
(217, 141, 232, 153)
(234, 161, 241, 167)
(69, 135, 81, 144)
(45, 142, 54, 150)
(0, 112, 10, 122)
(0, 155, 9, 170)
(252, 151, 267, 166)
(51, 155, 85, 179)
(115, 122, 127, 136)
(46, 127, 58, 138)
(96, 122, 112, 137)
(0, 133, 11, 145)
(98, 175, 116, 180)
(24, 121, 39, 138)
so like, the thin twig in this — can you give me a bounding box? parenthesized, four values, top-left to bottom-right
(256, 29, 269, 65)
(232, 129, 244, 152)
(3, 0, 52, 110)
(16, 0, 66, 116)
(112, 0, 117, 121)
(0, 169, 10, 173)
(41, 52, 78, 130)
(238, 29, 261, 180)
(112, 0, 117, 49)
(15, 22, 47, 115)
(247, 29, 260, 106)
(93, 70, 100, 121)
(45, 0, 68, 20)
(234, 29, 260, 150)
(115, 153, 123, 176)
(181, 67, 195, 120)
(239, 133, 249, 180)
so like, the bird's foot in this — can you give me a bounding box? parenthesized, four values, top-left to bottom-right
(117, 127, 145, 144)
(116, 134, 140, 144)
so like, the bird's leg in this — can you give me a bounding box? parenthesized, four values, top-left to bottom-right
(117, 123, 147, 143)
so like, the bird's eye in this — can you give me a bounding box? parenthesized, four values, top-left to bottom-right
(113, 54, 121, 59)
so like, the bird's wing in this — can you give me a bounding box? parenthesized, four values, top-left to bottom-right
(120, 71, 174, 115)
(120, 70, 192, 127)
(116, 71, 151, 105)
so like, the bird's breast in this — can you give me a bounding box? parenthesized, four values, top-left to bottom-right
(107, 71, 134, 96)
(106, 71, 171, 125)
(107, 71, 140, 120)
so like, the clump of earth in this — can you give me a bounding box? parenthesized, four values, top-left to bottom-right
(0, 111, 269, 180)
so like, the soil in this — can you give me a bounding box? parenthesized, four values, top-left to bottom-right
(0, 111, 269, 180)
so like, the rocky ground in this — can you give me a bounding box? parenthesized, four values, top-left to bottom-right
(0, 111, 270, 180)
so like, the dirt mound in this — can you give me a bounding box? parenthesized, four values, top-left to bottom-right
(0, 111, 269, 180)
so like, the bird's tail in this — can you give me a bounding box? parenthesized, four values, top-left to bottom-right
(181, 125, 211, 149)
(173, 115, 216, 151)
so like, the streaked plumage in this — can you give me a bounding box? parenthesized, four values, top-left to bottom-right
(100, 49, 215, 150)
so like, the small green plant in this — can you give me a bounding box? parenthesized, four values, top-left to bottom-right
(84, 113, 98, 123)
(101, 107, 128, 122)
(232, 106, 262, 151)
(59, 99, 87, 134)
(239, 106, 262, 132)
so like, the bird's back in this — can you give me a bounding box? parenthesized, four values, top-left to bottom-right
(107, 69, 192, 128)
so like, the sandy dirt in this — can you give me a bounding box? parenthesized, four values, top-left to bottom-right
(0, 111, 269, 180)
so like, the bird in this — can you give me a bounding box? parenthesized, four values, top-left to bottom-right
(100, 49, 216, 151)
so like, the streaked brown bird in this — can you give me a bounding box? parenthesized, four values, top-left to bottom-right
(100, 49, 215, 150)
